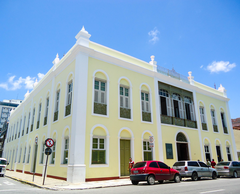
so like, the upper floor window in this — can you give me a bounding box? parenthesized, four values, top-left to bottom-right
(141, 89, 152, 122)
(211, 107, 218, 132)
(199, 104, 207, 131)
(184, 97, 195, 121)
(15, 122, 18, 139)
(94, 79, 107, 115)
(37, 103, 41, 129)
(44, 98, 49, 126)
(18, 119, 22, 138)
(31, 108, 35, 132)
(26, 112, 31, 134)
(65, 81, 73, 116)
(120, 86, 129, 109)
(221, 111, 228, 134)
(172, 93, 184, 119)
(54, 90, 60, 121)
(22, 116, 26, 136)
(159, 89, 171, 116)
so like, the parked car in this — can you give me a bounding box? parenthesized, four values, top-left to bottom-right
(130, 160, 181, 185)
(215, 161, 240, 178)
(172, 161, 218, 181)
(0, 158, 8, 177)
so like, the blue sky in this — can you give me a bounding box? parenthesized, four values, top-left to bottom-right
(0, 0, 239, 119)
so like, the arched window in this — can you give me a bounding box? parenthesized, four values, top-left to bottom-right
(142, 132, 153, 161)
(18, 147, 22, 163)
(220, 108, 228, 134)
(93, 71, 108, 116)
(199, 102, 207, 131)
(176, 132, 189, 161)
(31, 107, 35, 132)
(210, 105, 218, 132)
(141, 84, 151, 122)
(36, 102, 41, 129)
(50, 133, 57, 164)
(62, 128, 70, 165)
(27, 145, 31, 163)
(22, 114, 26, 135)
(54, 84, 61, 122)
(65, 75, 73, 117)
(40, 137, 45, 164)
(176, 132, 188, 142)
(44, 93, 50, 126)
(119, 78, 131, 119)
(203, 139, 211, 162)
(226, 141, 232, 161)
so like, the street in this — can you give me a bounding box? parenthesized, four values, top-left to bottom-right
(0, 177, 240, 194)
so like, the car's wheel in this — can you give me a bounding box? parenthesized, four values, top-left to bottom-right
(191, 172, 198, 181)
(158, 180, 163, 184)
(233, 171, 238, 178)
(212, 171, 217, 179)
(147, 175, 155, 185)
(174, 174, 181, 183)
(131, 180, 139, 185)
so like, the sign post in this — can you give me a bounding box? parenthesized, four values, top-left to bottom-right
(149, 136, 154, 148)
(42, 138, 54, 185)
(32, 136, 38, 182)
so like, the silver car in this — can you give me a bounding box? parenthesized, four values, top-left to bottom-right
(172, 161, 218, 181)
(216, 161, 240, 178)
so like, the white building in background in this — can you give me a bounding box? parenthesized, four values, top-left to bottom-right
(0, 100, 22, 130)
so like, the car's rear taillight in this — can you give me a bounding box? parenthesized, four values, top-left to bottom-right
(184, 166, 188, 171)
(142, 167, 146, 173)
(224, 166, 229, 169)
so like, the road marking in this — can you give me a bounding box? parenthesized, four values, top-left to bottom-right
(3, 181, 15, 185)
(200, 189, 225, 193)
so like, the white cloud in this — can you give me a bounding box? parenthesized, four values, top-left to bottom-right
(148, 28, 159, 44)
(0, 73, 45, 91)
(207, 61, 236, 73)
(200, 65, 203, 68)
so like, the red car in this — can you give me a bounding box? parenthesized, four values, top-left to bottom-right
(130, 160, 181, 185)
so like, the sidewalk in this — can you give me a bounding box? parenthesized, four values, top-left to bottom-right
(5, 170, 132, 190)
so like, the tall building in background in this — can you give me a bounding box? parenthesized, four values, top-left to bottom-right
(0, 99, 22, 156)
(3, 27, 237, 183)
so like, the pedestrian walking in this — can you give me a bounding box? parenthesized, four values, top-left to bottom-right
(211, 159, 216, 168)
(129, 157, 134, 174)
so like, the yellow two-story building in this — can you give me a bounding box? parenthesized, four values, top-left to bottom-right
(3, 27, 237, 183)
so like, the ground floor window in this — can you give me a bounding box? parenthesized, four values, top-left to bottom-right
(92, 137, 106, 164)
(27, 146, 31, 163)
(23, 147, 26, 163)
(50, 141, 56, 164)
(143, 141, 152, 161)
(40, 143, 45, 164)
(204, 145, 211, 161)
(226, 146, 232, 161)
(63, 138, 69, 164)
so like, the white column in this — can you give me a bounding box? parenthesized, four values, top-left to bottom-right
(226, 101, 238, 160)
(67, 52, 89, 183)
(193, 91, 204, 161)
(154, 77, 164, 161)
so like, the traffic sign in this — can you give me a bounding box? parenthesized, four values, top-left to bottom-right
(149, 136, 154, 143)
(45, 138, 54, 148)
(45, 147, 52, 155)
(149, 142, 154, 148)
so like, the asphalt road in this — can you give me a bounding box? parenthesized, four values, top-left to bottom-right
(0, 177, 240, 194)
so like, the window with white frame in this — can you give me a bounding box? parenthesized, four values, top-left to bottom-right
(184, 97, 195, 121)
(159, 89, 171, 116)
(199, 107, 206, 123)
(40, 143, 45, 164)
(50, 141, 56, 164)
(65, 82, 73, 116)
(204, 145, 211, 161)
(221, 112, 228, 134)
(15, 148, 18, 163)
(23, 147, 26, 163)
(226, 146, 232, 161)
(94, 80, 106, 104)
(172, 93, 184, 119)
(22, 116, 26, 136)
(92, 137, 106, 164)
(18, 119, 22, 138)
(37, 103, 41, 129)
(12, 124, 15, 140)
(27, 112, 31, 134)
(27, 146, 31, 163)
(211, 109, 216, 125)
(63, 138, 69, 164)
(18, 147, 22, 163)
(54, 90, 60, 121)
(44, 98, 49, 125)
(143, 140, 152, 161)
(141, 92, 150, 113)
(120, 86, 130, 109)
(31, 108, 35, 132)
(15, 122, 18, 139)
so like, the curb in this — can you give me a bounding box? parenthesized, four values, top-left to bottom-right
(5, 175, 57, 190)
(5, 175, 132, 191)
